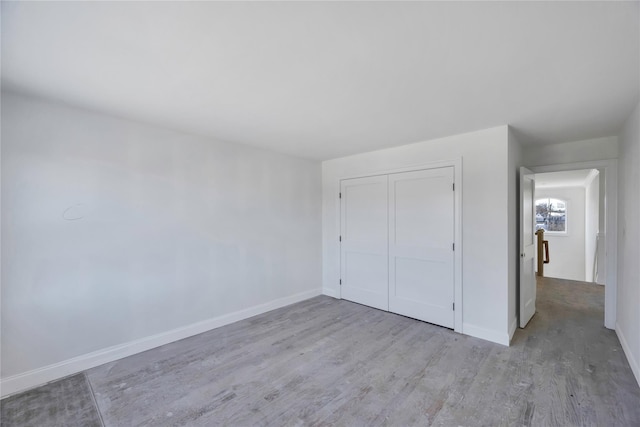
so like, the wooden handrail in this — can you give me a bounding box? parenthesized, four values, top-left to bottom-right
(535, 229, 550, 276)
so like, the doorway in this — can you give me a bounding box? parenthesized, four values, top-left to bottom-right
(525, 160, 617, 330)
(533, 169, 602, 283)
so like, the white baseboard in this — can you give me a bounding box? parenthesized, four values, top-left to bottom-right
(463, 322, 510, 346)
(508, 317, 518, 343)
(322, 287, 338, 298)
(616, 322, 640, 387)
(0, 288, 321, 398)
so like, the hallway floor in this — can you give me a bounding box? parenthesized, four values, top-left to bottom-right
(2, 277, 639, 426)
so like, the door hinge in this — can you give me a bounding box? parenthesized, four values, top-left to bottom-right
(453, 302, 455, 311)
(339, 279, 342, 285)
(339, 192, 342, 199)
(339, 235, 342, 242)
(452, 183, 455, 191)
(452, 243, 455, 251)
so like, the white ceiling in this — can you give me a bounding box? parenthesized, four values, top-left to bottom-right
(2, 2, 638, 160)
(535, 169, 599, 189)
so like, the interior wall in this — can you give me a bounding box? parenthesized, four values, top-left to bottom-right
(535, 186, 586, 281)
(1, 92, 322, 385)
(524, 136, 618, 167)
(585, 171, 600, 282)
(322, 126, 512, 345)
(617, 100, 640, 386)
(597, 169, 606, 285)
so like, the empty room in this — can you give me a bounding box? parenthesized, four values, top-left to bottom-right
(1, 1, 639, 426)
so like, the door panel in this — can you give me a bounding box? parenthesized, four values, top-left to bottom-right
(520, 167, 536, 328)
(388, 168, 455, 328)
(340, 175, 389, 311)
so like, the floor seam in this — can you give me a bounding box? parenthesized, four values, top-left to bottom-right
(84, 372, 106, 427)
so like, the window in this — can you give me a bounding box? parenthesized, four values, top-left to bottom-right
(535, 198, 567, 233)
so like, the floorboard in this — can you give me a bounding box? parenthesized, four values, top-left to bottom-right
(0, 373, 102, 427)
(2, 277, 639, 426)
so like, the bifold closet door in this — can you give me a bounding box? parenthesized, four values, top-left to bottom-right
(388, 167, 455, 328)
(340, 175, 389, 311)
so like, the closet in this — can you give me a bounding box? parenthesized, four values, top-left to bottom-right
(340, 166, 455, 329)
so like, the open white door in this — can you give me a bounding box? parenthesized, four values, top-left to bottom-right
(519, 167, 536, 328)
(340, 175, 389, 311)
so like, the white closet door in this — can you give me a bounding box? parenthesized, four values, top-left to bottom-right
(340, 175, 389, 311)
(388, 167, 455, 328)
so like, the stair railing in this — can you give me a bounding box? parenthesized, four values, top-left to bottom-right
(536, 229, 550, 277)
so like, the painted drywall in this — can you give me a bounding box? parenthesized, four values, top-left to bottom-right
(535, 187, 586, 281)
(1, 92, 322, 387)
(508, 128, 523, 340)
(597, 171, 606, 285)
(524, 136, 618, 167)
(322, 126, 511, 345)
(585, 171, 600, 282)
(617, 100, 640, 385)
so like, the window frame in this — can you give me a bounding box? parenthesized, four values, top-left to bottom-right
(535, 197, 569, 236)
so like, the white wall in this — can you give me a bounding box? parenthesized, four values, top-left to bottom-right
(524, 136, 618, 167)
(322, 126, 512, 345)
(535, 186, 586, 281)
(584, 171, 600, 282)
(617, 100, 640, 386)
(508, 128, 523, 340)
(1, 92, 322, 393)
(597, 170, 607, 285)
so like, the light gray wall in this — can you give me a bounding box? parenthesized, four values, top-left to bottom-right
(585, 172, 600, 282)
(597, 170, 607, 285)
(617, 100, 640, 385)
(523, 136, 618, 167)
(535, 186, 586, 281)
(322, 126, 512, 345)
(1, 92, 322, 382)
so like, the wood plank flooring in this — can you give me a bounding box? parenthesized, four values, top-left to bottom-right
(2, 277, 639, 426)
(0, 373, 102, 427)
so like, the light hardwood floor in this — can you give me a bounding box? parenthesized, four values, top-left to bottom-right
(2, 277, 639, 426)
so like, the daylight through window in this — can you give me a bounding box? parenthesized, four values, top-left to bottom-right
(535, 198, 567, 233)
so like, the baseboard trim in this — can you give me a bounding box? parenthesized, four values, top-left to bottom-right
(616, 322, 640, 387)
(0, 288, 321, 398)
(508, 317, 518, 343)
(322, 287, 338, 298)
(463, 322, 509, 346)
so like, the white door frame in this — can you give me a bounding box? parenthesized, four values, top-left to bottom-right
(528, 159, 617, 329)
(337, 158, 463, 333)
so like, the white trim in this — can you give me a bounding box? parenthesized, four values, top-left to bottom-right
(529, 159, 617, 329)
(584, 169, 600, 188)
(463, 322, 509, 346)
(616, 322, 640, 387)
(0, 288, 321, 398)
(322, 287, 338, 298)
(453, 158, 463, 334)
(509, 317, 518, 341)
(336, 159, 461, 182)
(337, 158, 463, 334)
